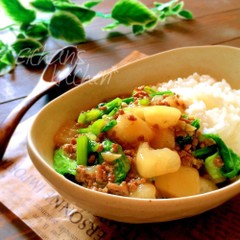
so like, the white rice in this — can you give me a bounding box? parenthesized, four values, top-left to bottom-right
(158, 73, 240, 154)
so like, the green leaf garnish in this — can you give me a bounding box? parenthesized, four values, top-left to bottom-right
(49, 11, 86, 43)
(23, 22, 49, 40)
(0, 41, 15, 76)
(178, 9, 193, 19)
(203, 134, 240, 178)
(12, 38, 43, 58)
(53, 148, 77, 175)
(83, 0, 102, 9)
(0, 0, 193, 75)
(0, 0, 36, 24)
(110, 0, 158, 31)
(30, 0, 55, 12)
(53, 2, 96, 24)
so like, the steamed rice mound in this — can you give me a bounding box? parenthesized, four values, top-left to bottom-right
(158, 73, 240, 154)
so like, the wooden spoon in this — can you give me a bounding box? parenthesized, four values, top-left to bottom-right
(0, 45, 79, 160)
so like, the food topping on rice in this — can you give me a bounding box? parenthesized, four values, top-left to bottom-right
(53, 73, 240, 198)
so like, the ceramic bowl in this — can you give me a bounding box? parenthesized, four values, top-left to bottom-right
(27, 45, 240, 223)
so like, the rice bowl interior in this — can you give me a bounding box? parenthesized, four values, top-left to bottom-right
(27, 45, 240, 223)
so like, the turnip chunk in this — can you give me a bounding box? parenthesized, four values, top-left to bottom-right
(199, 177, 218, 194)
(126, 106, 145, 120)
(110, 113, 153, 145)
(136, 142, 180, 178)
(150, 127, 175, 149)
(130, 183, 157, 199)
(143, 106, 181, 128)
(155, 166, 200, 198)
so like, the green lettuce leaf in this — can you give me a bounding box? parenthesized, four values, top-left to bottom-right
(53, 148, 77, 175)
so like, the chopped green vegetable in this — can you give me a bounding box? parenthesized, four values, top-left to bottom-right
(78, 108, 102, 124)
(139, 98, 150, 106)
(102, 139, 113, 151)
(88, 139, 100, 152)
(193, 145, 218, 159)
(76, 135, 88, 165)
(102, 119, 117, 132)
(149, 90, 173, 98)
(53, 148, 77, 175)
(114, 147, 130, 183)
(122, 97, 134, 104)
(90, 119, 105, 136)
(100, 97, 122, 115)
(191, 118, 200, 130)
(176, 135, 192, 148)
(101, 139, 130, 183)
(204, 134, 240, 178)
(205, 152, 225, 183)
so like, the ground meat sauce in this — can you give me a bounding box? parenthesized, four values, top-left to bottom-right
(53, 84, 230, 198)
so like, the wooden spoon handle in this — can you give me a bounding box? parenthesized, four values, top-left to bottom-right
(0, 81, 55, 160)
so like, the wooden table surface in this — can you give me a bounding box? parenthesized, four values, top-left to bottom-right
(1, 0, 240, 239)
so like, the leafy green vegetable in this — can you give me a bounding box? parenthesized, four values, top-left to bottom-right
(49, 11, 86, 43)
(193, 145, 218, 159)
(107, 0, 158, 31)
(101, 139, 130, 183)
(149, 90, 173, 98)
(88, 139, 100, 152)
(0, 41, 15, 76)
(83, 0, 102, 9)
(30, 0, 55, 12)
(76, 135, 88, 165)
(53, 148, 77, 175)
(78, 108, 102, 124)
(102, 119, 117, 132)
(191, 118, 200, 130)
(132, 25, 145, 35)
(176, 135, 192, 148)
(12, 38, 43, 58)
(90, 119, 105, 136)
(100, 97, 122, 114)
(54, 2, 96, 24)
(0, 0, 193, 76)
(139, 98, 150, 106)
(114, 146, 130, 183)
(204, 134, 240, 178)
(205, 152, 225, 183)
(22, 22, 49, 40)
(122, 97, 134, 104)
(178, 9, 193, 19)
(102, 139, 113, 151)
(152, 0, 193, 22)
(0, 0, 36, 24)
